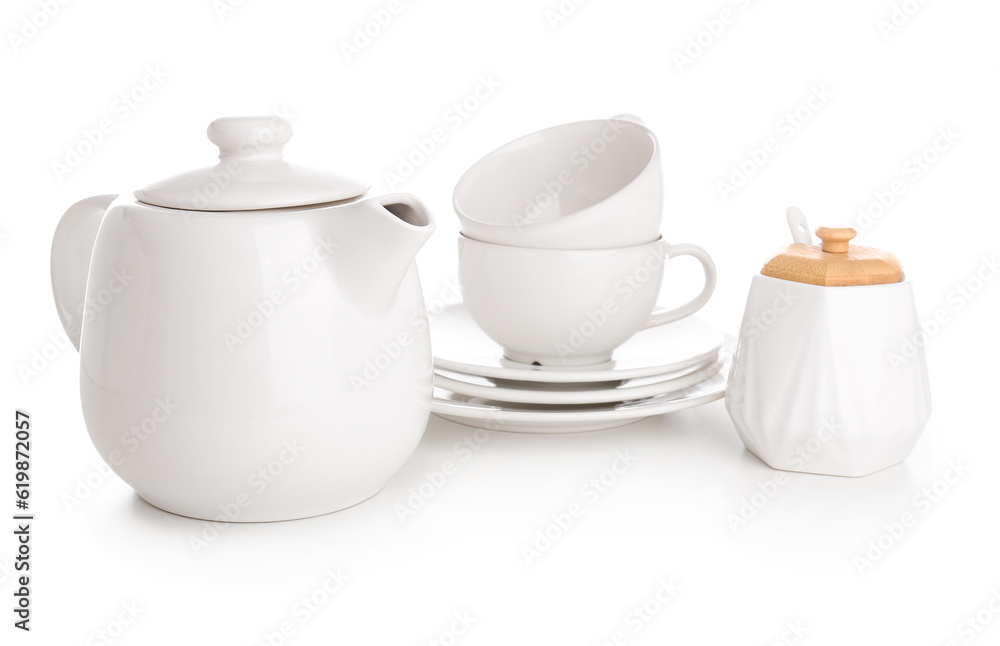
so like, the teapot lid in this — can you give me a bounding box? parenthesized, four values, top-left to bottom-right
(134, 117, 370, 211)
(761, 208, 903, 286)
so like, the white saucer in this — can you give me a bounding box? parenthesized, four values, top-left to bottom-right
(434, 356, 725, 406)
(432, 303, 724, 384)
(431, 354, 730, 434)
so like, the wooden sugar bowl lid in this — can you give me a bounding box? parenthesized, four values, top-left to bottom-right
(761, 227, 903, 287)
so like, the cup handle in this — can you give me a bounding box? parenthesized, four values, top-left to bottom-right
(640, 242, 717, 330)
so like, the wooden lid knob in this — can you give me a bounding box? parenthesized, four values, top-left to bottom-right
(816, 227, 856, 253)
(762, 222, 901, 286)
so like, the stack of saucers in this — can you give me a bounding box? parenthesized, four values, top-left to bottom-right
(430, 303, 731, 433)
(434, 114, 728, 433)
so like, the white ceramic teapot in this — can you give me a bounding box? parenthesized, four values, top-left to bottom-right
(51, 117, 436, 521)
(726, 208, 931, 477)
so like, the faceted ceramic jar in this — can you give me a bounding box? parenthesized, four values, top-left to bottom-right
(726, 274, 932, 477)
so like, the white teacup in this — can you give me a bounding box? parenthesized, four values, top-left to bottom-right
(453, 115, 662, 250)
(458, 235, 717, 366)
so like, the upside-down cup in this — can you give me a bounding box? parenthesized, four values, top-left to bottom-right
(453, 115, 663, 249)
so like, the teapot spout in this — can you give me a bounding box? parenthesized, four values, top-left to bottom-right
(324, 193, 435, 317)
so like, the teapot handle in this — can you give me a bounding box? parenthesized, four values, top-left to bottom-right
(51, 195, 118, 351)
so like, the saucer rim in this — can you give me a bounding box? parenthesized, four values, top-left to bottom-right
(429, 355, 730, 428)
(432, 303, 725, 384)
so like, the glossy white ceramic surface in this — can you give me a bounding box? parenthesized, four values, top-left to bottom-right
(453, 115, 663, 249)
(50, 194, 118, 350)
(51, 145, 436, 521)
(458, 235, 716, 366)
(435, 357, 724, 406)
(726, 274, 932, 477)
(432, 303, 723, 383)
(432, 354, 730, 434)
(135, 117, 370, 211)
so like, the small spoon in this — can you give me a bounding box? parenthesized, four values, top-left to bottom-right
(786, 206, 814, 245)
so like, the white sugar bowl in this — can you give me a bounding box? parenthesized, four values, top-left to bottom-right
(725, 208, 931, 477)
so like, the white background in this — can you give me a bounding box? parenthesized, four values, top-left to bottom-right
(2, 0, 999, 643)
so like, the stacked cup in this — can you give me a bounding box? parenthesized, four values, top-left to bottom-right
(453, 115, 718, 367)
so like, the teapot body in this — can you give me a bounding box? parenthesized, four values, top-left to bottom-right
(726, 274, 931, 477)
(76, 197, 432, 521)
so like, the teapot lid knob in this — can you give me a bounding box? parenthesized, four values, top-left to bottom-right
(207, 116, 292, 159)
(816, 227, 856, 254)
(135, 116, 369, 211)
